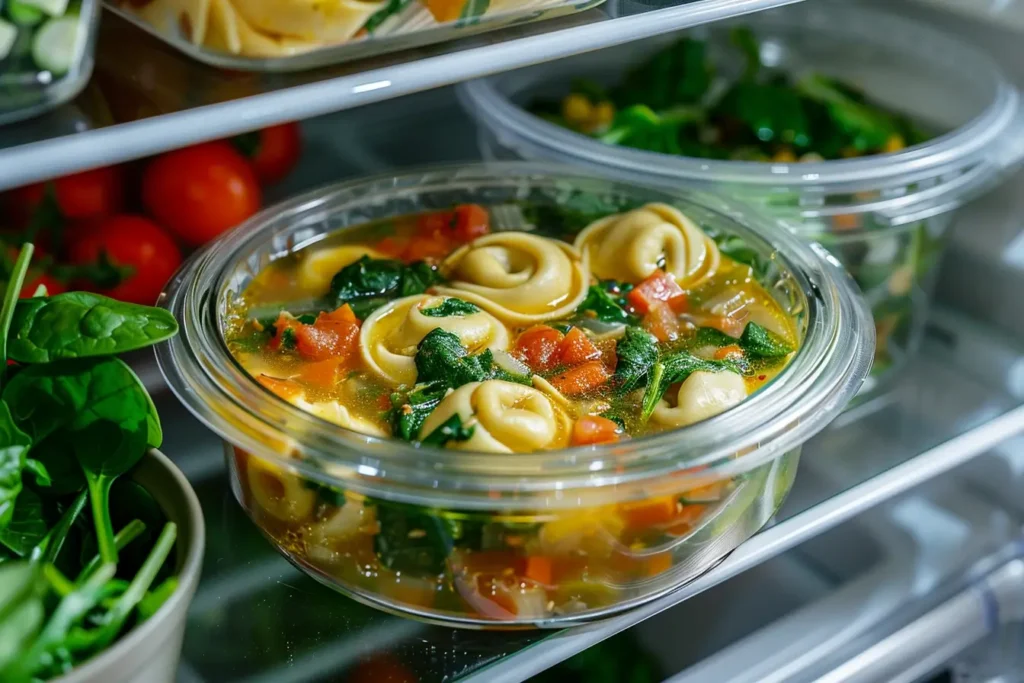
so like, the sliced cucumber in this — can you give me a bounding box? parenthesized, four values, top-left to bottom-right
(6, 0, 43, 27)
(31, 14, 78, 75)
(18, 0, 67, 18)
(0, 18, 16, 60)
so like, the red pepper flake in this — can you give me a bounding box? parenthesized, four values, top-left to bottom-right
(757, 374, 766, 380)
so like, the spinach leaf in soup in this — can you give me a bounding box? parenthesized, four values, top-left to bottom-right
(577, 283, 634, 324)
(6, 294, 179, 364)
(421, 414, 475, 448)
(373, 502, 459, 576)
(739, 322, 794, 359)
(415, 328, 514, 390)
(640, 351, 739, 422)
(613, 327, 659, 393)
(330, 257, 442, 317)
(389, 382, 448, 442)
(420, 298, 479, 318)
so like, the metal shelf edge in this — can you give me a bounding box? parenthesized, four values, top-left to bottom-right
(0, 0, 805, 190)
(459, 404, 1024, 683)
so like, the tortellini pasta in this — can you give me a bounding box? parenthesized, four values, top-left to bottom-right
(418, 380, 572, 452)
(650, 370, 747, 429)
(575, 203, 721, 287)
(247, 455, 317, 523)
(296, 244, 386, 293)
(294, 396, 386, 437)
(360, 295, 510, 386)
(437, 232, 589, 324)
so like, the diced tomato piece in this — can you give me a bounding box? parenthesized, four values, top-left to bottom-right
(257, 374, 303, 400)
(514, 325, 565, 372)
(549, 361, 610, 396)
(628, 269, 688, 315)
(296, 357, 345, 388)
(558, 327, 601, 366)
(619, 496, 679, 529)
(402, 234, 453, 263)
(268, 313, 300, 351)
(642, 301, 681, 343)
(416, 209, 455, 238)
(571, 415, 621, 446)
(451, 204, 490, 242)
(322, 303, 358, 324)
(523, 556, 553, 586)
(713, 344, 744, 360)
(295, 315, 359, 361)
(645, 552, 673, 577)
(374, 237, 406, 259)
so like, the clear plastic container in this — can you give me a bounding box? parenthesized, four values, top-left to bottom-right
(156, 163, 872, 628)
(457, 4, 1024, 394)
(0, 0, 100, 124)
(104, 0, 603, 73)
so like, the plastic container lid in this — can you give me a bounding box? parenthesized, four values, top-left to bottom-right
(457, 4, 1024, 224)
(156, 163, 873, 510)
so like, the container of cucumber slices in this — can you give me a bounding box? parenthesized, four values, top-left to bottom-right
(0, 0, 99, 125)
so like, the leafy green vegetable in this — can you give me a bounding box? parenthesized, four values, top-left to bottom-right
(420, 298, 479, 318)
(712, 234, 771, 281)
(739, 322, 793, 359)
(421, 414, 475, 448)
(613, 327, 659, 393)
(640, 350, 737, 422)
(730, 26, 761, 81)
(716, 82, 810, 147)
(0, 402, 33, 532)
(373, 503, 457, 576)
(0, 489, 47, 557)
(577, 284, 634, 324)
(329, 256, 442, 317)
(31, 491, 87, 567)
(599, 104, 703, 154)
(615, 38, 712, 109)
(6, 294, 179, 364)
(0, 245, 33, 389)
(137, 576, 178, 621)
(415, 328, 495, 389)
(362, 0, 412, 33)
(389, 382, 448, 442)
(522, 193, 642, 240)
(795, 74, 897, 152)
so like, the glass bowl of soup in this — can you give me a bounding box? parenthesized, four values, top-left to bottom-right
(157, 163, 872, 628)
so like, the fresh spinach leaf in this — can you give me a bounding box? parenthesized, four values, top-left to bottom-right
(0, 560, 45, 673)
(739, 322, 793, 359)
(0, 245, 34, 383)
(415, 328, 493, 389)
(421, 414, 475, 448)
(329, 257, 442, 316)
(615, 38, 712, 109)
(613, 327, 659, 393)
(373, 503, 458, 576)
(0, 401, 32, 531)
(31, 490, 87, 567)
(137, 576, 178, 621)
(712, 234, 771, 281)
(577, 284, 634, 324)
(640, 351, 737, 422)
(796, 74, 898, 152)
(522, 193, 642, 240)
(3, 357, 152, 565)
(420, 298, 479, 318)
(6, 294, 179, 364)
(0, 489, 47, 557)
(730, 26, 761, 81)
(389, 382, 447, 442)
(715, 82, 811, 148)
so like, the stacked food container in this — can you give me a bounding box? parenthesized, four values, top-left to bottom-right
(458, 4, 1024, 392)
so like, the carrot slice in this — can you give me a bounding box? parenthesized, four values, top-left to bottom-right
(628, 269, 688, 315)
(559, 327, 601, 366)
(642, 301, 681, 343)
(549, 361, 610, 396)
(296, 357, 344, 389)
(514, 325, 565, 372)
(257, 374, 303, 400)
(571, 415, 620, 446)
(645, 552, 673, 577)
(295, 318, 359, 361)
(713, 344, 744, 360)
(619, 496, 678, 529)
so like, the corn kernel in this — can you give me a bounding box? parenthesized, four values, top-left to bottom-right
(772, 147, 797, 163)
(883, 134, 905, 153)
(593, 101, 615, 126)
(562, 94, 593, 125)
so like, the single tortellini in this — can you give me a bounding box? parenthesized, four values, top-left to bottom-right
(575, 203, 720, 287)
(436, 232, 589, 325)
(419, 380, 572, 452)
(247, 455, 316, 523)
(294, 396, 386, 437)
(650, 370, 747, 429)
(360, 295, 510, 386)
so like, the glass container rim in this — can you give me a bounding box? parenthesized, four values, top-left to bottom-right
(457, 4, 1021, 193)
(156, 162, 872, 506)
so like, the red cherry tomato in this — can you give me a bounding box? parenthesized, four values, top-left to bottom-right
(234, 122, 301, 185)
(141, 141, 261, 247)
(20, 273, 66, 298)
(451, 204, 490, 242)
(3, 183, 47, 228)
(52, 166, 124, 220)
(68, 215, 182, 305)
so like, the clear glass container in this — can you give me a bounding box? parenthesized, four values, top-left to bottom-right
(104, 0, 603, 73)
(457, 4, 1024, 394)
(0, 0, 100, 124)
(157, 163, 872, 628)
